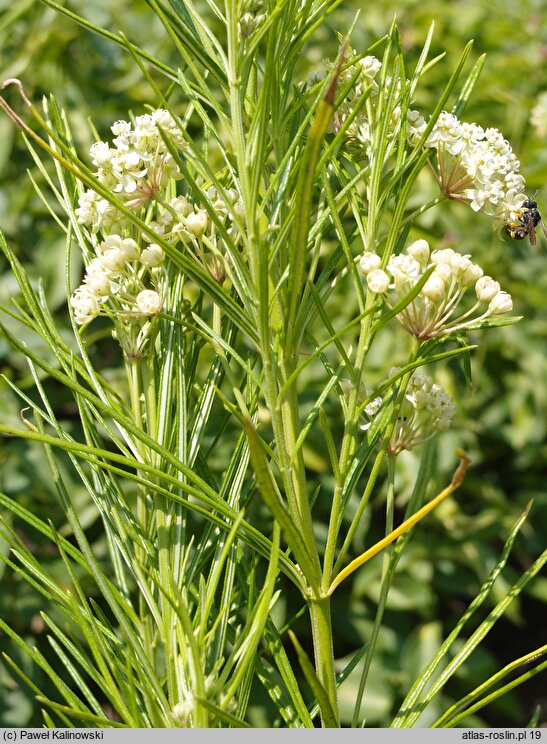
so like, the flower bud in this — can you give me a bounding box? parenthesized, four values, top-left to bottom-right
(461, 262, 483, 287)
(101, 248, 126, 272)
(233, 201, 246, 221)
(141, 244, 165, 267)
(475, 276, 500, 302)
(364, 396, 382, 417)
(366, 269, 390, 294)
(135, 289, 162, 315)
(488, 291, 513, 315)
(421, 274, 446, 302)
(406, 239, 430, 265)
(360, 251, 382, 274)
(120, 238, 140, 261)
(431, 248, 455, 265)
(170, 196, 194, 217)
(186, 211, 208, 238)
(433, 263, 452, 282)
(101, 234, 123, 251)
(431, 416, 451, 433)
(224, 188, 239, 204)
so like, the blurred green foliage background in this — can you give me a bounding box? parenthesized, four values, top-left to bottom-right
(1, 0, 546, 727)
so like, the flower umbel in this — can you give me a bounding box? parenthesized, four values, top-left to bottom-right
(70, 230, 168, 357)
(409, 111, 526, 227)
(360, 240, 513, 338)
(388, 371, 456, 454)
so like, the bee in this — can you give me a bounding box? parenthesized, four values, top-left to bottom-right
(505, 197, 546, 246)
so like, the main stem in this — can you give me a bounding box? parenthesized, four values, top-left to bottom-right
(309, 596, 339, 727)
(225, 4, 336, 724)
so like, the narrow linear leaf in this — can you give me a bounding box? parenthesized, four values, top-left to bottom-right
(243, 417, 316, 587)
(288, 630, 338, 728)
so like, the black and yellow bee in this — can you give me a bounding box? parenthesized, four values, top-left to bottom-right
(505, 198, 546, 246)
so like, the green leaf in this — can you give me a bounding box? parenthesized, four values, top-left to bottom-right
(195, 697, 252, 727)
(393, 504, 544, 727)
(285, 51, 344, 351)
(262, 620, 315, 727)
(243, 416, 316, 588)
(434, 646, 547, 727)
(288, 629, 338, 728)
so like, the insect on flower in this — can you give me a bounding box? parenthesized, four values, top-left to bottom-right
(505, 197, 547, 246)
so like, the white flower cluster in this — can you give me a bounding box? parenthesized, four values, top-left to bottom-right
(389, 370, 456, 454)
(308, 53, 383, 142)
(70, 234, 165, 325)
(408, 111, 526, 223)
(360, 239, 513, 338)
(145, 189, 243, 247)
(71, 106, 249, 335)
(76, 109, 186, 232)
(362, 370, 456, 453)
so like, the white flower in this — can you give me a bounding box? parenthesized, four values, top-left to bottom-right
(430, 248, 455, 266)
(75, 190, 117, 231)
(135, 289, 162, 315)
(90, 141, 114, 167)
(307, 67, 326, 86)
(84, 109, 185, 212)
(366, 268, 390, 294)
(364, 396, 382, 417)
(70, 287, 101, 325)
(427, 384, 456, 419)
(407, 109, 426, 143)
(387, 254, 420, 289)
(406, 387, 429, 410)
(83, 268, 112, 296)
(141, 244, 165, 267)
(172, 694, 194, 727)
(408, 372, 431, 392)
(111, 119, 132, 137)
(359, 55, 382, 79)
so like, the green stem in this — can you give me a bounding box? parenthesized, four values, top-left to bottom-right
(331, 445, 388, 577)
(125, 357, 147, 531)
(332, 342, 420, 575)
(125, 355, 155, 662)
(308, 597, 340, 727)
(279, 356, 322, 569)
(322, 291, 377, 590)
